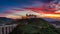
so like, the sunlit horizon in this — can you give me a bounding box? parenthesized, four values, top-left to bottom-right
(0, 7, 60, 19)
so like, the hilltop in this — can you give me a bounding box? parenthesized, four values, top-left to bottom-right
(9, 18, 60, 34)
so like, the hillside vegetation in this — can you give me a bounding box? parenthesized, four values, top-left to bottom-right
(9, 18, 60, 34)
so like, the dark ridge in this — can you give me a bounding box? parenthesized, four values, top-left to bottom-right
(9, 18, 59, 34)
(0, 17, 13, 24)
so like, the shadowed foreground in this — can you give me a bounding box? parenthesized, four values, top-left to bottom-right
(9, 18, 60, 34)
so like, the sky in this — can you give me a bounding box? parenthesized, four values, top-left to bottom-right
(0, 0, 54, 13)
(0, 0, 60, 22)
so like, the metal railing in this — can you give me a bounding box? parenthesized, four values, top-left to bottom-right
(0, 24, 17, 34)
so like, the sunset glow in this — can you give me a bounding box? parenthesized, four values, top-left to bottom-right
(4, 8, 60, 19)
(0, 0, 60, 19)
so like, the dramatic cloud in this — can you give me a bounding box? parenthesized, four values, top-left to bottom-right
(0, 0, 60, 21)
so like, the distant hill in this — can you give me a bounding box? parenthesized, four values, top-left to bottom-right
(0, 17, 13, 24)
(50, 21, 60, 25)
(9, 18, 60, 34)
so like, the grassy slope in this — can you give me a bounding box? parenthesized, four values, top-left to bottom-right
(9, 18, 59, 34)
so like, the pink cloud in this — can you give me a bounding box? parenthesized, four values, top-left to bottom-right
(0, 13, 7, 17)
